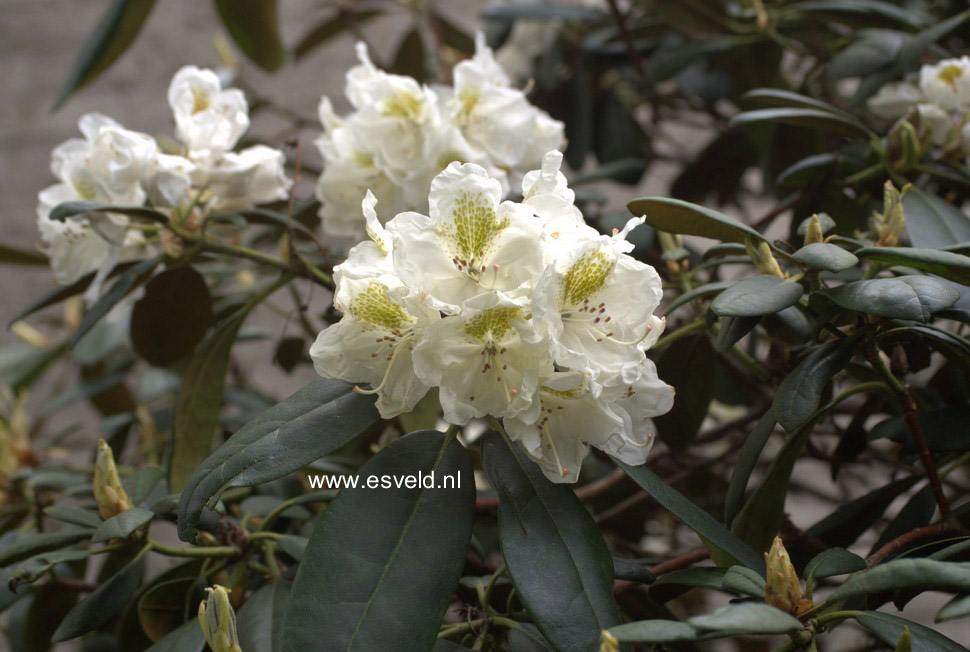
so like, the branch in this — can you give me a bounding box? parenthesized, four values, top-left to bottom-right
(865, 523, 954, 567)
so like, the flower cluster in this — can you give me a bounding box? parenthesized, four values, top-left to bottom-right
(314, 34, 564, 239)
(310, 151, 674, 483)
(37, 66, 291, 286)
(868, 56, 970, 156)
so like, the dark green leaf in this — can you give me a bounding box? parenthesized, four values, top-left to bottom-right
(10, 548, 94, 585)
(237, 580, 290, 652)
(870, 485, 937, 553)
(666, 281, 732, 315)
(780, 1, 925, 27)
(724, 414, 775, 524)
(858, 611, 967, 651)
(937, 593, 970, 622)
(626, 197, 765, 244)
(0, 530, 94, 567)
(433, 12, 475, 54)
(870, 406, 970, 459)
(823, 276, 959, 322)
(615, 461, 764, 574)
(123, 466, 165, 505)
(92, 507, 153, 542)
(743, 88, 861, 115)
(131, 267, 212, 366)
(793, 243, 860, 272)
(608, 620, 699, 643)
(43, 504, 103, 529)
(797, 213, 837, 236)
(827, 29, 906, 78)
(483, 432, 621, 652)
(292, 10, 382, 60)
(593, 91, 649, 184)
(856, 247, 970, 285)
(145, 619, 206, 652)
(829, 559, 970, 602)
(71, 256, 162, 348)
(806, 476, 918, 548)
(389, 28, 426, 81)
(722, 565, 767, 597)
(715, 315, 760, 353)
(282, 430, 474, 652)
(52, 557, 144, 641)
(214, 0, 285, 71)
(0, 244, 47, 267)
(52, 0, 157, 110)
(687, 603, 801, 634)
(651, 567, 727, 592)
(902, 187, 970, 249)
(654, 334, 716, 452)
(731, 107, 872, 140)
(711, 275, 804, 317)
(481, 4, 605, 20)
(177, 378, 378, 542)
(804, 548, 867, 586)
(773, 336, 859, 432)
(276, 535, 308, 561)
(49, 201, 167, 223)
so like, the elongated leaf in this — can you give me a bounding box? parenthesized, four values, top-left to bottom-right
(724, 414, 775, 524)
(743, 88, 862, 115)
(902, 188, 970, 249)
(731, 107, 872, 139)
(389, 28, 426, 82)
(870, 485, 937, 553)
(52, 557, 144, 641)
(793, 243, 859, 272)
(937, 593, 970, 622)
(823, 276, 959, 322)
(773, 336, 859, 432)
(238, 580, 290, 652)
(608, 620, 699, 643)
(615, 461, 764, 574)
(10, 549, 95, 585)
(146, 619, 206, 652)
(0, 244, 47, 266)
(780, 1, 925, 27)
(829, 559, 970, 602)
(293, 9, 382, 60)
(177, 378, 377, 542)
(50, 201, 167, 223)
(0, 529, 94, 567)
(856, 247, 970, 285)
(711, 275, 804, 317)
(715, 315, 760, 353)
(282, 430, 474, 652)
(130, 266, 212, 366)
(71, 256, 161, 348)
(483, 432, 621, 652)
(722, 566, 767, 597)
(53, 0, 157, 110)
(804, 548, 866, 586)
(654, 334, 716, 452)
(92, 507, 153, 542)
(666, 281, 733, 315)
(687, 603, 801, 634)
(626, 197, 765, 244)
(857, 611, 967, 652)
(806, 475, 918, 548)
(214, 0, 285, 71)
(43, 504, 103, 529)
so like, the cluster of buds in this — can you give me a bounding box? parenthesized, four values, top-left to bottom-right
(870, 181, 909, 247)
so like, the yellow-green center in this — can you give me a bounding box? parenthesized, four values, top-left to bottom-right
(464, 306, 520, 342)
(351, 283, 413, 331)
(449, 191, 509, 263)
(191, 87, 210, 114)
(383, 91, 423, 120)
(938, 64, 964, 88)
(561, 249, 613, 306)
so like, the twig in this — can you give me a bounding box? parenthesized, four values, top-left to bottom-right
(604, 0, 647, 83)
(865, 523, 953, 567)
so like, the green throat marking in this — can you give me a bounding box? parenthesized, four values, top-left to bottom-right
(351, 283, 413, 331)
(449, 190, 509, 263)
(561, 249, 614, 306)
(464, 306, 520, 342)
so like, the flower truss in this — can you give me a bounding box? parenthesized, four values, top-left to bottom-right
(868, 55, 970, 157)
(310, 150, 674, 483)
(36, 66, 291, 288)
(314, 33, 564, 239)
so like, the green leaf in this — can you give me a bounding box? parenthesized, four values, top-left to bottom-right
(71, 255, 162, 348)
(145, 619, 206, 652)
(650, 567, 727, 593)
(742, 88, 860, 115)
(828, 559, 970, 602)
(52, 557, 144, 641)
(731, 107, 872, 140)
(937, 593, 970, 622)
(804, 548, 866, 587)
(687, 603, 801, 635)
(170, 279, 284, 493)
(779, 1, 925, 27)
(806, 475, 919, 548)
(176, 378, 377, 542)
(773, 336, 859, 432)
(482, 432, 621, 652)
(654, 334, 717, 452)
(724, 414, 775, 524)
(49, 201, 167, 223)
(0, 244, 47, 267)
(615, 461, 764, 574)
(857, 611, 967, 652)
(608, 619, 699, 643)
(10, 549, 94, 585)
(666, 281, 733, 315)
(711, 275, 804, 317)
(722, 565, 767, 597)
(389, 28, 426, 82)
(902, 187, 970, 249)
(91, 507, 154, 542)
(593, 91, 649, 184)
(715, 315, 760, 353)
(292, 9, 382, 60)
(823, 276, 959, 322)
(123, 466, 165, 505)
(826, 29, 906, 78)
(626, 197, 766, 244)
(52, 0, 157, 110)
(0, 529, 94, 567)
(793, 243, 860, 272)
(398, 387, 440, 433)
(43, 504, 103, 529)
(856, 247, 970, 285)
(131, 266, 212, 365)
(237, 580, 290, 652)
(214, 0, 285, 71)
(870, 485, 937, 553)
(282, 430, 474, 652)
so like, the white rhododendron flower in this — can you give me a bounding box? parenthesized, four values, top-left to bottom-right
(310, 151, 674, 483)
(314, 35, 564, 240)
(919, 56, 970, 112)
(36, 66, 290, 290)
(867, 81, 923, 120)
